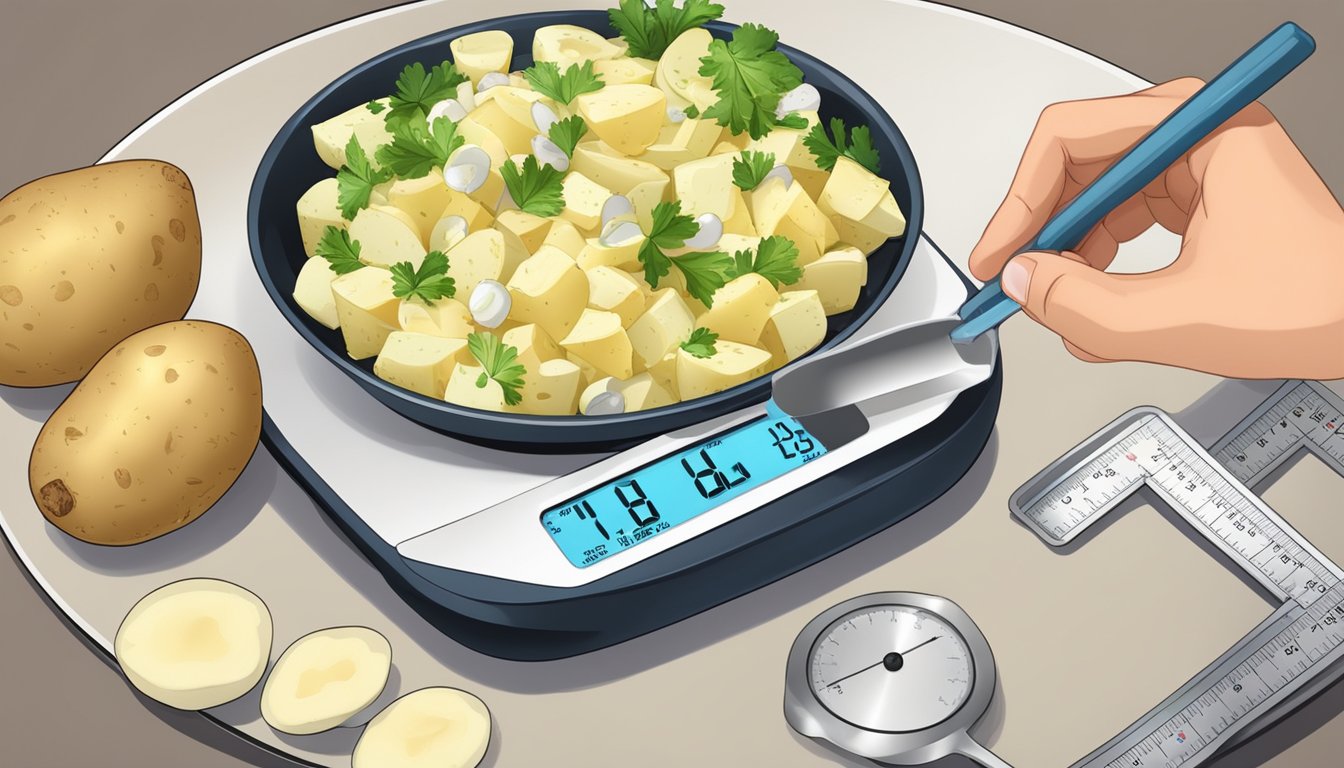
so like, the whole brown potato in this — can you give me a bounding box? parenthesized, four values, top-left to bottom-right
(29, 321, 262, 546)
(0, 160, 201, 386)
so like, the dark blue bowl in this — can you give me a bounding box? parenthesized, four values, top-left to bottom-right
(249, 10, 923, 453)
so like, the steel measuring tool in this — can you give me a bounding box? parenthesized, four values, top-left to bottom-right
(1010, 381, 1344, 768)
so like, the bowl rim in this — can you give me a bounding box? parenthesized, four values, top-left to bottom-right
(248, 9, 924, 448)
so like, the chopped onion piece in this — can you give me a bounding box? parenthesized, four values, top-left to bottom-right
(477, 72, 510, 92)
(584, 391, 625, 416)
(683, 213, 723, 250)
(598, 219, 644, 247)
(531, 135, 570, 172)
(468, 280, 511, 328)
(443, 145, 491, 194)
(600, 194, 634, 227)
(775, 83, 821, 118)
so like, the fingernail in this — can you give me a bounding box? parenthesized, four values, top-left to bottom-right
(1001, 256, 1035, 304)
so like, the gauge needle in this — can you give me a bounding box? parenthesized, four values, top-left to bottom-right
(824, 637, 943, 688)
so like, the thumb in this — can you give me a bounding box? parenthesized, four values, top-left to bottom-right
(1000, 251, 1156, 360)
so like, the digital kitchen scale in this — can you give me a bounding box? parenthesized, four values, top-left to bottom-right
(262, 235, 1001, 661)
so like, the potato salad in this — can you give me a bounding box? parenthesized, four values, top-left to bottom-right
(292, 0, 906, 416)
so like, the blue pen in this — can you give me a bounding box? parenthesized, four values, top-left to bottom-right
(951, 21, 1315, 344)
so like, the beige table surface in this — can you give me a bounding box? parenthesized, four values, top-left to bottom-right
(2, 2, 1343, 767)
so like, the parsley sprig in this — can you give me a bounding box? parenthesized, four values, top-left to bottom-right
(697, 24, 808, 140)
(384, 61, 469, 130)
(638, 201, 734, 306)
(732, 150, 776, 191)
(729, 235, 802, 288)
(390, 251, 456, 304)
(680, 327, 719, 358)
(336, 135, 393, 220)
(608, 0, 725, 60)
(524, 61, 605, 105)
(501, 156, 566, 217)
(548, 116, 589, 158)
(467, 332, 527, 406)
(314, 226, 365, 275)
(804, 117, 881, 174)
(375, 116, 465, 179)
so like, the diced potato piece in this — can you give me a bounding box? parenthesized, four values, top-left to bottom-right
(628, 288, 694, 369)
(567, 352, 599, 388)
(495, 209, 552, 253)
(440, 189, 496, 233)
(629, 179, 671, 231)
(864, 191, 907, 237)
(676, 341, 773, 400)
(717, 233, 763, 257)
(293, 257, 342, 329)
(506, 246, 589, 340)
(623, 270, 655, 299)
(830, 216, 888, 255)
(461, 167, 506, 212)
(571, 143, 669, 194)
(428, 215, 469, 254)
(696, 273, 779, 345)
(638, 119, 723, 170)
(385, 176, 453, 245)
(750, 178, 827, 265)
(445, 229, 513, 297)
(560, 171, 613, 232)
(723, 187, 755, 236)
(397, 298, 474, 338)
(575, 85, 666, 156)
(457, 116, 510, 168)
(445, 362, 507, 411)
(465, 100, 534, 155)
(793, 247, 868, 314)
(744, 113, 821, 168)
(493, 86, 553, 130)
(560, 309, 633, 379)
(647, 351, 679, 399)
(577, 237, 642, 272)
(582, 373, 674, 414)
(673, 153, 738, 221)
(711, 141, 740, 156)
(348, 205, 427, 269)
(655, 29, 715, 107)
(542, 219, 587, 259)
(297, 178, 344, 257)
(312, 99, 393, 170)
(332, 267, 399, 360)
(819, 156, 889, 221)
(593, 56, 657, 85)
(759, 289, 826, 366)
(509, 358, 582, 415)
(823, 215, 841, 250)
(373, 332, 470, 398)
(450, 30, 514, 84)
(585, 266, 645, 326)
(533, 24, 625, 66)
(502, 323, 564, 372)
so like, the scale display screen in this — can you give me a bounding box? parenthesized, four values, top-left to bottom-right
(541, 415, 827, 567)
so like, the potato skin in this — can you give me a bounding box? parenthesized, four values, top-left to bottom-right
(29, 321, 262, 545)
(0, 160, 202, 386)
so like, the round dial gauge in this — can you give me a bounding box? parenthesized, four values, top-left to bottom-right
(809, 605, 973, 732)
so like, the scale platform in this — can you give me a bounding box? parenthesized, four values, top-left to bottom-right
(263, 234, 1001, 660)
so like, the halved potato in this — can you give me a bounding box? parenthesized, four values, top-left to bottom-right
(450, 30, 514, 84)
(261, 626, 392, 735)
(575, 85, 667, 156)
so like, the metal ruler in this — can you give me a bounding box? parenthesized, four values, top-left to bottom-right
(1009, 381, 1344, 768)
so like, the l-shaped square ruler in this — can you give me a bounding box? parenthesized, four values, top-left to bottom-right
(1010, 381, 1344, 768)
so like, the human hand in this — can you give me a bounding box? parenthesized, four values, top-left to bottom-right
(969, 77, 1344, 380)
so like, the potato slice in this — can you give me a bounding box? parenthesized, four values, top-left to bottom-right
(560, 309, 634, 379)
(759, 289, 827, 366)
(494, 209, 552, 253)
(332, 267, 399, 360)
(354, 687, 491, 768)
(374, 332, 470, 398)
(570, 143, 669, 194)
(560, 171, 614, 233)
(501, 323, 564, 372)
(445, 362, 507, 411)
(261, 627, 391, 735)
(508, 358, 582, 415)
(593, 56, 657, 85)
(446, 229, 514, 298)
(628, 288, 695, 369)
(585, 266, 645, 327)
(115, 579, 272, 711)
(676, 341, 773, 400)
(506, 246, 589, 341)
(348, 205, 428, 269)
(542, 219, 587, 259)
(296, 178, 345, 257)
(793, 246, 868, 314)
(533, 24, 625, 66)
(385, 176, 454, 245)
(312, 99, 393, 170)
(397, 298, 474, 338)
(575, 85, 667, 156)
(696, 273, 780, 345)
(450, 30, 513, 84)
(293, 257, 342, 329)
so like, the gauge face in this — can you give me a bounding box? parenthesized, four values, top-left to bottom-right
(808, 605, 973, 733)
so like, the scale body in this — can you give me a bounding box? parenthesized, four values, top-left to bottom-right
(264, 235, 1000, 660)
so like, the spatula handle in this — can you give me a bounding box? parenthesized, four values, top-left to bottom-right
(950, 21, 1315, 344)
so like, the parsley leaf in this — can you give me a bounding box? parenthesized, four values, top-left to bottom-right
(390, 250, 456, 304)
(336, 135, 393, 220)
(671, 249, 734, 306)
(366, 100, 386, 115)
(608, 0, 725, 60)
(732, 150, 776, 190)
(384, 61, 468, 130)
(548, 116, 589, 158)
(467, 332, 527, 406)
(637, 200, 701, 287)
(680, 327, 719, 358)
(314, 226, 364, 275)
(698, 23, 804, 140)
(803, 117, 881, 174)
(375, 116, 464, 179)
(501, 156, 566, 217)
(730, 235, 802, 288)
(524, 61, 605, 105)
